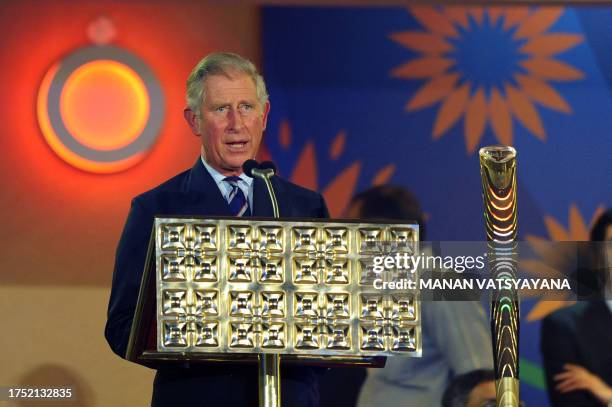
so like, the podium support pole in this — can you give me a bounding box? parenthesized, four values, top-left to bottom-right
(259, 354, 280, 407)
(255, 168, 282, 407)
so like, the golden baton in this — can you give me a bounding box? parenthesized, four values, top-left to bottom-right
(479, 146, 520, 407)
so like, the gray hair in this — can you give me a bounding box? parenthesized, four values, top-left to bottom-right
(186, 52, 268, 113)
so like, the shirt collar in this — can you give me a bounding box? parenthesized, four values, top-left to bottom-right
(200, 155, 253, 187)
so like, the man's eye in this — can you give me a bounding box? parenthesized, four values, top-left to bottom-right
(215, 106, 227, 112)
(239, 104, 253, 112)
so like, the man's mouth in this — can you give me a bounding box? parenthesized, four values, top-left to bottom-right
(226, 141, 248, 151)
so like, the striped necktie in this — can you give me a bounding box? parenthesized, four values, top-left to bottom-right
(224, 176, 251, 217)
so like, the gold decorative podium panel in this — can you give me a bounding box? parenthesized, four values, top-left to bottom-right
(155, 218, 421, 357)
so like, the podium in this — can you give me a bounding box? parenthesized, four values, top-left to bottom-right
(126, 216, 422, 406)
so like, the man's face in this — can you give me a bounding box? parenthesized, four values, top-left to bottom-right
(185, 72, 270, 176)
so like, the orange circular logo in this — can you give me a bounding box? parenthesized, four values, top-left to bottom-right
(38, 46, 164, 173)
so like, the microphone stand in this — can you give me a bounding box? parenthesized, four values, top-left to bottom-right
(247, 163, 281, 407)
(252, 167, 280, 218)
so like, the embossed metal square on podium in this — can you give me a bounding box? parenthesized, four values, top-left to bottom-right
(128, 216, 421, 365)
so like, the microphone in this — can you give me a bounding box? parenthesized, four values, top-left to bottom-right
(242, 159, 280, 218)
(259, 161, 277, 172)
(242, 159, 259, 178)
(242, 159, 277, 178)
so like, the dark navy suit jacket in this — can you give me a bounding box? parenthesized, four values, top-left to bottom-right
(541, 301, 612, 407)
(105, 158, 329, 406)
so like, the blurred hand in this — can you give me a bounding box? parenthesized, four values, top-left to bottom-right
(554, 363, 612, 405)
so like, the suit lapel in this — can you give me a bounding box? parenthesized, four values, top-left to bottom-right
(252, 176, 289, 218)
(182, 159, 232, 216)
(252, 177, 275, 217)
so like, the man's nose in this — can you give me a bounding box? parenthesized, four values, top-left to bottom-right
(227, 107, 245, 131)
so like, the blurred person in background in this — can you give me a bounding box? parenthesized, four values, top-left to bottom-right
(541, 209, 612, 407)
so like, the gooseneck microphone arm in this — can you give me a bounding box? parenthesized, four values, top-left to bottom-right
(243, 160, 280, 218)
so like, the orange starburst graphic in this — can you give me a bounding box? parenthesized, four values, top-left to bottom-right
(392, 6, 584, 153)
(272, 120, 395, 217)
(521, 204, 605, 321)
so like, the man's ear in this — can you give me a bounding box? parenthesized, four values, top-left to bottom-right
(184, 107, 200, 136)
(261, 101, 271, 131)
